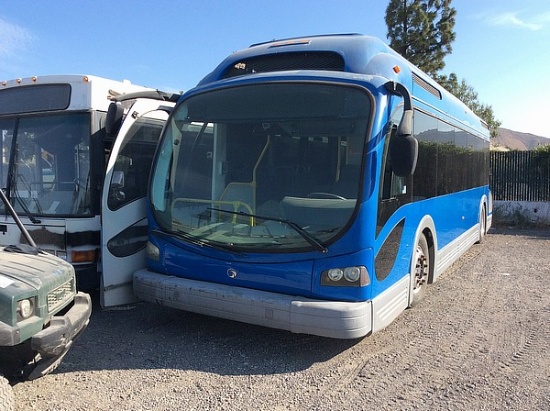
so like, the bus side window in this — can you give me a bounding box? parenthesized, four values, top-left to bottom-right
(107, 117, 164, 211)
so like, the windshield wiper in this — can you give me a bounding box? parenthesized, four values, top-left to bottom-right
(209, 208, 328, 253)
(6, 170, 41, 224)
(151, 228, 243, 255)
(10, 188, 41, 224)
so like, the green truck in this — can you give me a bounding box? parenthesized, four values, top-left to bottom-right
(0, 189, 92, 410)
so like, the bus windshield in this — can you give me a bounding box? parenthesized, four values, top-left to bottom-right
(0, 112, 92, 216)
(150, 83, 371, 251)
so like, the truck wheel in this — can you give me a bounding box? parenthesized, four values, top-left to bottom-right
(0, 376, 13, 411)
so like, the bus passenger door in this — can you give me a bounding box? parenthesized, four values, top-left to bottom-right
(100, 99, 172, 308)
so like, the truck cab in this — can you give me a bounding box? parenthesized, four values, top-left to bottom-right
(0, 189, 91, 409)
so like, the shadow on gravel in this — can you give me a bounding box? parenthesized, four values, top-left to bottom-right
(54, 290, 361, 378)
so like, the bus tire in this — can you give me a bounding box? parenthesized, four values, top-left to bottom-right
(0, 376, 13, 411)
(411, 234, 430, 306)
(476, 204, 487, 244)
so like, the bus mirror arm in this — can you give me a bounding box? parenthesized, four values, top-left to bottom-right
(384, 81, 413, 136)
(384, 81, 418, 176)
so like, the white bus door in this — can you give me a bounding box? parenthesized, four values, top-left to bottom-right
(101, 99, 173, 307)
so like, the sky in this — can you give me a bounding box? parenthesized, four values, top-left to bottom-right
(1, 1, 549, 138)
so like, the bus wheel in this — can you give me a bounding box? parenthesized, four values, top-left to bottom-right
(0, 376, 13, 411)
(411, 234, 429, 306)
(476, 205, 487, 244)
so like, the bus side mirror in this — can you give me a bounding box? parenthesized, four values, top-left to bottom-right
(105, 103, 125, 136)
(390, 109, 418, 176)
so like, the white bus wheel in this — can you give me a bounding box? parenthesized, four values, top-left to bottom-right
(411, 234, 429, 306)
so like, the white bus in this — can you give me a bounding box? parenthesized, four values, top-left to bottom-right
(0, 75, 177, 304)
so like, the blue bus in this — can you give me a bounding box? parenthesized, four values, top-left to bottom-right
(131, 34, 491, 339)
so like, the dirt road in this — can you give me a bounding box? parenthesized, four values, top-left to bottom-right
(13, 228, 550, 410)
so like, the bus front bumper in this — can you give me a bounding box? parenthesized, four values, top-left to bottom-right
(134, 269, 372, 339)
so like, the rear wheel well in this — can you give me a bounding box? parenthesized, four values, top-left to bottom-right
(423, 228, 435, 284)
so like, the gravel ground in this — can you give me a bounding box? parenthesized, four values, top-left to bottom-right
(12, 227, 550, 411)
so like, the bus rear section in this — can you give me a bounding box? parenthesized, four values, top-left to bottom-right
(133, 34, 491, 339)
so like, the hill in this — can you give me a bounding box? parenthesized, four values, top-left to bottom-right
(492, 128, 550, 151)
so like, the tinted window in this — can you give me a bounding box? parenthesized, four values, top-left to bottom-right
(413, 110, 489, 199)
(0, 84, 71, 115)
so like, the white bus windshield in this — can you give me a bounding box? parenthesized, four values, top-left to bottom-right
(0, 113, 92, 216)
(151, 83, 371, 251)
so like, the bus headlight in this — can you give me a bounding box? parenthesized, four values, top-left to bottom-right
(327, 268, 343, 282)
(344, 266, 361, 282)
(321, 266, 370, 287)
(146, 241, 160, 262)
(17, 298, 35, 320)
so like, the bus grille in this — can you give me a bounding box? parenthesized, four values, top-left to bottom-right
(47, 280, 74, 313)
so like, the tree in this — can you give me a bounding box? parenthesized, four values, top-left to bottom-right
(385, 0, 456, 77)
(534, 142, 550, 153)
(385, 0, 501, 138)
